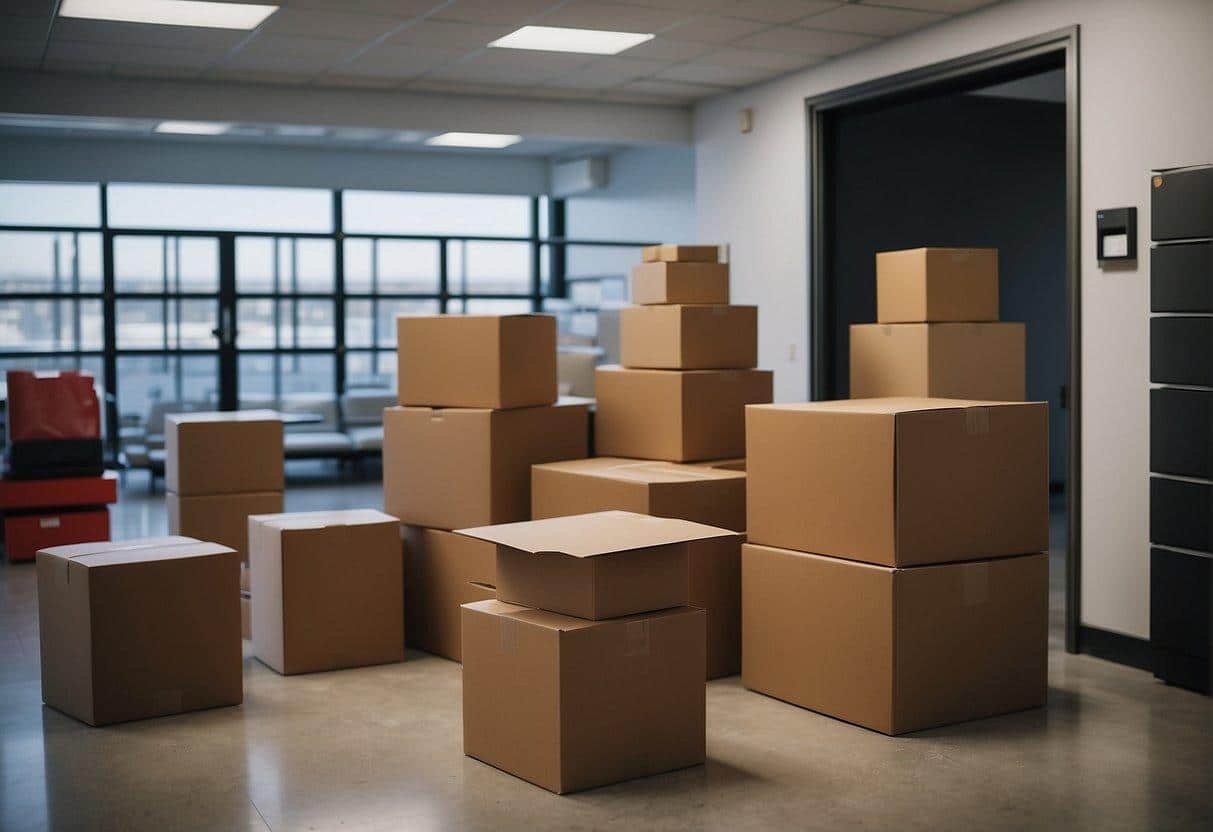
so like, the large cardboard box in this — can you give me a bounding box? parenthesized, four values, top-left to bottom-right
(595, 366, 772, 462)
(620, 305, 757, 370)
(641, 244, 719, 263)
(631, 262, 730, 306)
(532, 457, 746, 533)
(689, 533, 744, 679)
(397, 314, 557, 409)
(167, 490, 283, 562)
(249, 509, 404, 675)
(165, 411, 284, 496)
(462, 599, 706, 793)
(875, 247, 999, 323)
(850, 322, 1026, 401)
(402, 525, 497, 662)
(742, 543, 1047, 735)
(36, 536, 241, 726)
(382, 400, 588, 530)
(459, 510, 735, 620)
(746, 398, 1048, 566)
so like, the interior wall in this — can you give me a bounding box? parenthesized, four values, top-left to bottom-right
(694, 0, 1213, 642)
(564, 145, 696, 243)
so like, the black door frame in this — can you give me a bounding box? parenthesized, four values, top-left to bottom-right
(806, 26, 1082, 652)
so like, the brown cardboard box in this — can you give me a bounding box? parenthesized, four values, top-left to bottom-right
(532, 457, 746, 532)
(595, 366, 772, 462)
(642, 244, 719, 263)
(850, 322, 1026, 401)
(693, 458, 746, 471)
(689, 533, 744, 679)
(383, 400, 589, 530)
(249, 509, 404, 675)
(746, 398, 1048, 566)
(397, 314, 557, 409)
(36, 536, 242, 726)
(462, 599, 706, 793)
(631, 262, 730, 306)
(402, 525, 497, 662)
(167, 490, 284, 562)
(876, 247, 999, 323)
(742, 543, 1047, 735)
(459, 510, 735, 620)
(165, 411, 284, 496)
(620, 305, 757, 370)
(240, 592, 251, 640)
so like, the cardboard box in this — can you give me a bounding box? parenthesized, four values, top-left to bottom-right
(631, 262, 730, 306)
(742, 543, 1047, 735)
(557, 346, 602, 398)
(249, 509, 404, 675)
(383, 400, 589, 530)
(595, 366, 772, 462)
(620, 305, 757, 370)
(167, 490, 283, 563)
(397, 314, 557, 409)
(402, 525, 497, 662)
(693, 458, 746, 471)
(462, 599, 706, 793)
(459, 510, 735, 620)
(165, 410, 283, 497)
(875, 247, 999, 323)
(689, 533, 744, 679)
(850, 323, 1025, 401)
(746, 398, 1048, 566)
(532, 457, 746, 533)
(240, 592, 251, 640)
(36, 536, 241, 726)
(642, 244, 719, 263)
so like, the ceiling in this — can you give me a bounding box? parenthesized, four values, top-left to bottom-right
(0, 0, 1002, 107)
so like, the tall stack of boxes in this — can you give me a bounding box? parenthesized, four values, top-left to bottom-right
(384, 314, 589, 661)
(458, 510, 729, 793)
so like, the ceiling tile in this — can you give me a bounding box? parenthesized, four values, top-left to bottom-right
(41, 56, 112, 74)
(617, 36, 712, 62)
(621, 78, 729, 99)
(0, 15, 49, 41)
(47, 39, 224, 69)
(328, 42, 463, 78)
(205, 68, 313, 85)
(0, 39, 44, 68)
(736, 25, 881, 54)
(318, 73, 403, 89)
(859, 0, 998, 11)
(699, 45, 821, 71)
(661, 15, 769, 44)
(50, 18, 249, 49)
(656, 60, 776, 86)
(535, 1, 694, 33)
(618, 0, 732, 10)
(4, 1, 55, 15)
(283, 0, 443, 14)
(426, 48, 591, 85)
(433, 0, 561, 26)
(223, 34, 359, 73)
(543, 55, 668, 89)
(798, 3, 947, 36)
(113, 64, 205, 80)
(725, 0, 841, 24)
(259, 7, 407, 41)
(388, 19, 514, 49)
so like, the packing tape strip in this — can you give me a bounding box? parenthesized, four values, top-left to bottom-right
(961, 563, 990, 607)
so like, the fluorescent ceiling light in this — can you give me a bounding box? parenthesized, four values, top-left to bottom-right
(155, 120, 230, 135)
(489, 25, 653, 55)
(59, 0, 278, 30)
(425, 132, 522, 149)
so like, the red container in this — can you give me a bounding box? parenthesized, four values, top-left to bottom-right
(5, 370, 101, 442)
(0, 472, 118, 511)
(3, 508, 110, 562)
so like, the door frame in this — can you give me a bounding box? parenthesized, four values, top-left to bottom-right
(805, 26, 1082, 652)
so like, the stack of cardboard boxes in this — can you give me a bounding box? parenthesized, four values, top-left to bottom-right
(457, 510, 732, 793)
(384, 314, 589, 661)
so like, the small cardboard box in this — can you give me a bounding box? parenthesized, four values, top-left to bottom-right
(642, 244, 719, 263)
(402, 525, 497, 662)
(631, 262, 730, 306)
(383, 400, 589, 530)
(167, 490, 284, 563)
(595, 366, 772, 462)
(532, 457, 746, 532)
(876, 247, 999, 323)
(249, 509, 404, 675)
(742, 543, 1047, 735)
(458, 510, 735, 620)
(165, 411, 284, 497)
(746, 398, 1048, 566)
(397, 314, 557, 409)
(620, 305, 757, 370)
(850, 322, 1025, 401)
(462, 599, 706, 793)
(36, 536, 241, 726)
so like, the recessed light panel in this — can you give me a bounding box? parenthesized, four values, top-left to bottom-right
(59, 0, 278, 30)
(155, 121, 231, 135)
(425, 132, 522, 149)
(489, 25, 654, 55)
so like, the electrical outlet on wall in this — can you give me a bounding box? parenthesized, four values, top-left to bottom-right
(788, 343, 797, 362)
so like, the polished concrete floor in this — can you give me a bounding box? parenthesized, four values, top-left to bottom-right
(2, 467, 1210, 831)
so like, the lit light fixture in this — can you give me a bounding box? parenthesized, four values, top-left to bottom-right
(489, 25, 653, 55)
(59, 0, 278, 30)
(154, 120, 231, 135)
(425, 132, 522, 149)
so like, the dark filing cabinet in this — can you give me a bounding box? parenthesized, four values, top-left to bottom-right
(1150, 164, 1213, 694)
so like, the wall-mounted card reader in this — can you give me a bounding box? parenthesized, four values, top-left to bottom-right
(1097, 206, 1137, 261)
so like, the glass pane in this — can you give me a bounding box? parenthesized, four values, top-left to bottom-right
(115, 236, 218, 293)
(116, 299, 217, 349)
(236, 299, 276, 348)
(345, 350, 396, 391)
(0, 299, 103, 352)
(237, 299, 334, 348)
(241, 353, 335, 404)
(236, 237, 335, 293)
(238, 354, 276, 407)
(449, 240, 531, 294)
(343, 238, 373, 293)
(455, 298, 533, 315)
(296, 299, 335, 347)
(0, 182, 101, 227)
(343, 191, 530, 236)
(293, 238, 334, 293)
(346, 298, 439, 348)
(375, 239, 439, 293)
(178, 238, 219, 292)
(236, 237, 275, 293)
(0, 231, 103, 293)
(117, 354, 218, 431)
(108, 184, 331, 233)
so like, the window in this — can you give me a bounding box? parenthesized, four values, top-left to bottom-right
(343, 191, 530, 237)
(108, 184, 332, 233)
(0, 182, 101, 227)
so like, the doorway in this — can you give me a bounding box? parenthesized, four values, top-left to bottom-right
(807, 28, 1081, 650)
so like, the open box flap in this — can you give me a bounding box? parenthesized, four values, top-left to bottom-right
(457, 510, 734, 558)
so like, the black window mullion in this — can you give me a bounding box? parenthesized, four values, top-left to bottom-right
(100, 184, 120, 463)
(334, 190, 346, 401)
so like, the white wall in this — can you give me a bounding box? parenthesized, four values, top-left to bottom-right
(694, 0, 1213, 641)
(565, 145, 696, 242)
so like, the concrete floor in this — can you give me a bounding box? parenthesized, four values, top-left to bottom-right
(2, 467, 1211, 831)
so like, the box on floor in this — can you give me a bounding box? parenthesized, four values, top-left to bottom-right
(167, 490, 283, 562)
(402, 525, 497, 662)
(620, 305, 757, 370)
(165, 410, 283, 496)
(875, 247, 999, 323)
